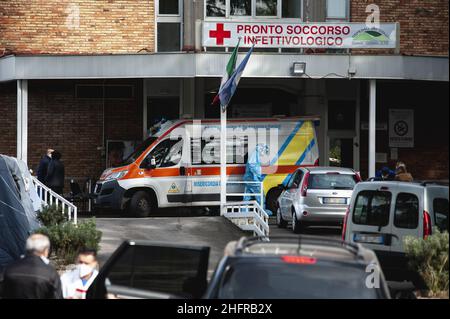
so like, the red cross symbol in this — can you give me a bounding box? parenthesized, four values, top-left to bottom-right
(209, 23, 231, 46)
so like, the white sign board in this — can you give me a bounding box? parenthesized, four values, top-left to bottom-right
(389, 109, 414, 148)
(203, 22, 398, 49)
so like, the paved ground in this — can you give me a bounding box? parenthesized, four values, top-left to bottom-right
(94, 215, 246, 273)
(91, 211, 341, 274)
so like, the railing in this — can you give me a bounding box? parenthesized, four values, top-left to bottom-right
(223, 181, 269, 237)
(31, 176, 78, 224)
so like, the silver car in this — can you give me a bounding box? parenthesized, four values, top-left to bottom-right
(277, 167, 361, 233)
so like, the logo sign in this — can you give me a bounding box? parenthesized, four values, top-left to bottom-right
(168, 183, 180, 194)
(389, 109, 414, 148)
(203, 22, 398, 49)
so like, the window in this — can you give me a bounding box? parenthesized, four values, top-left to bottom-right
(353, 191, 391, 227)
(231, 0, 251, 16)
(326, 0, 348, 20)
(191, 138, 248, 165)
(207, 0, 226, 17)
(159, 0, 179, 15)
(256, 0, 277, 16)
(433, 198, 449, 232)
(282, 0, 301, 18)
(286, 170, 300, 189)
(206, 0, 303, 19)
(308, 174, 357, 190)
(144, 138, 183, 168)
(157, 23, 181, 52)
(156, 0, 182, 52)
(394, 193, 419, 229)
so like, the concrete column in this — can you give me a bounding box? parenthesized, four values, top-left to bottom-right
(302, 80, 327, 166)
(369, 80, 377, 178)
(16, 79, 28, 163)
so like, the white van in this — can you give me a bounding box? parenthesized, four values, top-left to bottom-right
(93, 117, 320, 217)
(342, 181, 449, 282)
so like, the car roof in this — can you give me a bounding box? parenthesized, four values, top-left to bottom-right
(229, 236, 376, 265)
(357, 180, 449, 190)
(303, 166, 356, 174)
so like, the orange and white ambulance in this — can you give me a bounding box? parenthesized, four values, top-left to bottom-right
(93, 117, 320, 217)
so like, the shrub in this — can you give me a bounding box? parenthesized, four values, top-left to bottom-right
(34, 218, 102, 266)
(36, 204, 68, 227)
(404, 229, 449, 298)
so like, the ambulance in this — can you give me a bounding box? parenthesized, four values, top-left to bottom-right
(93, 117, 320, 217)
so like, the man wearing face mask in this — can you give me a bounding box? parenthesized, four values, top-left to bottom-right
(60, 248, 99, 299)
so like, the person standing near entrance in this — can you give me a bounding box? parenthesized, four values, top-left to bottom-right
(37, 149, 54, 184)
(395, 161, 414, 182)
(45, 150, 65, 195)
(1, 234, 63, 299)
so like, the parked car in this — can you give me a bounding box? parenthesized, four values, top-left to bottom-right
(342, 181, 449, 283)
(87, 236, 390, 299)
(276, 167, 361, 233)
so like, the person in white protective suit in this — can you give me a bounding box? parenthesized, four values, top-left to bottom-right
(60, 248, 99, 299)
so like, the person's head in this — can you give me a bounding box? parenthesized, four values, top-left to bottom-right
(51, 150, 62, 161)
(26, 233, 51, 258)
(46, 149, 54, 157)
(76, 248, 98, 280)
(396, 161, 407, 174)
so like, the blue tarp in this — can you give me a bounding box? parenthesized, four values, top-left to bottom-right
(0, 155, 40, 268)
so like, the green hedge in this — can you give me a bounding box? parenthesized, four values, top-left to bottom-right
(35, 206, 102, 266)
(404, 229, 449, 298)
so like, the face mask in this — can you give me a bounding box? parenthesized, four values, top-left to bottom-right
(78, 263, 94, 278)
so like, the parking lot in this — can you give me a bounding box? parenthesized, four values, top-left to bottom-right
(93, 211, 341, 272)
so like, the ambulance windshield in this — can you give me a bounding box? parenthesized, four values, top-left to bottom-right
(121, 137, 157, 165)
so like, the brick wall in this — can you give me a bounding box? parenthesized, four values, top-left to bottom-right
(1, 79, 143, 192)
(0, 0, 154, 55)
(351, 0, 449, 56)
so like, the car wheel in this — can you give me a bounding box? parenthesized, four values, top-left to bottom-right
(276, 208, 288, 228)
(129, 191, 152, 218)
(292, 210, 303, 234)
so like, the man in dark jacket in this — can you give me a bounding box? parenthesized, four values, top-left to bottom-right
(36, 149, 53, 184)
(1, 234, 63, 299)
(45, 150, 65, 195)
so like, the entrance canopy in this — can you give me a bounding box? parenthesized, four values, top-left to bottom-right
(0, 54, 448, 82)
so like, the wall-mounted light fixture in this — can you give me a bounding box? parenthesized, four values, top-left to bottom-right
(292, 62, 306, 76)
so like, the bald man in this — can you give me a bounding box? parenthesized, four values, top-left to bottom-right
(1, 234, 63, 299)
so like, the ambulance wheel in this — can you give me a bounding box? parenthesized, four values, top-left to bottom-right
(266, 187, 283, 216)
(129, 191, 152, 218)
(276, 208, 287, 228)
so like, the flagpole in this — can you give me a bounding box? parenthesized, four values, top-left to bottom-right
(220, 105, 227, 216)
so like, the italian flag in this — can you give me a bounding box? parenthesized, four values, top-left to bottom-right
(212, 39, 241, 105)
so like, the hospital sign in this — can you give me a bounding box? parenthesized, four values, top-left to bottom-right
(203, 22, 398, 49)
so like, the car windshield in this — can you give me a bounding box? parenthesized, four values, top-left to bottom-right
(121, 137, 157, 165)
(308, 173, 357, 190)
(217, 260, 381, 299)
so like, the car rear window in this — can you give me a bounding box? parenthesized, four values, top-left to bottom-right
(352, 191, 391, 227)
(308, 173, 357, 190)
(217, 261, 381, 299)
(394, 193, 419, 229)
(433, 198, 449, 232)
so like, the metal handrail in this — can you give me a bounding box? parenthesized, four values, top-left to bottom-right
(31, 176, 78, 224)
(223, 180, 269, 237)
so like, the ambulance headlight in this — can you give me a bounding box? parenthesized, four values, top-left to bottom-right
(106, 170, 128, 181)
